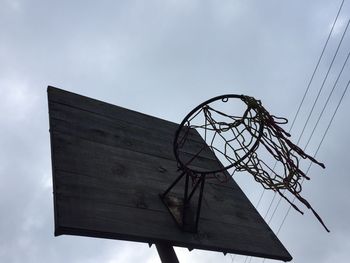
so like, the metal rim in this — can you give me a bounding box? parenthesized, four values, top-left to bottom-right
(173, 94, 265, 175)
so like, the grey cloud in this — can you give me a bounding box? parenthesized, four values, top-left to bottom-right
(1, 0, 349, 262)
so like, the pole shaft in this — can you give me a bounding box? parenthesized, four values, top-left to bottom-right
(155, 242, 179, 263)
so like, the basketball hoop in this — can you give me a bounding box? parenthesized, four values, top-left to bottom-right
(162, 94, 329, 232)
(48, 87, 293, 262)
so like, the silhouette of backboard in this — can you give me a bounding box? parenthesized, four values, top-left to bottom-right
(47, 86, 292, 261)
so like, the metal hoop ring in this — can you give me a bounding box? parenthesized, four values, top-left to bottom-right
(173, 94, 265, 174)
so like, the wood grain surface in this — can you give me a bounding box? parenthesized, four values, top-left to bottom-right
(47, 86, 292, 261)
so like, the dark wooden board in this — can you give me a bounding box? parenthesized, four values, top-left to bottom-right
(47, 86, 292, 261)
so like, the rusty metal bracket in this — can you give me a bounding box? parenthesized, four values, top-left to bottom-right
(160, 171, 206, 233)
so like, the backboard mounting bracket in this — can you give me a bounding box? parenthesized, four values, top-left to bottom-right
(160, 171, 206, 233)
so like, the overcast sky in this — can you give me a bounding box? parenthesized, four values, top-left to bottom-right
(1, 0, 350, 262)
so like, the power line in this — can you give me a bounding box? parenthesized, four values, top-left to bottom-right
(252, 0, 346, 217)
(264, 16, 350, 235)
(234, 1, 346, 262)
(276, 78, 350, 235)
(289, 0, 346, 131)
(262, 78, 350, 260)
(303, 50, 350, 150)
(257, 2, 348, 262)
(296, 17, 350, 146)
(266, 49, 350, 227)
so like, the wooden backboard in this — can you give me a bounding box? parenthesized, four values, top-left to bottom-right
(47, 86, 292, 261)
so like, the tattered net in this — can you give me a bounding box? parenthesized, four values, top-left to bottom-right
(174, 95, 329, 232)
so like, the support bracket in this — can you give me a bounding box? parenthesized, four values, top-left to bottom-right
(160, 171, 206, 233)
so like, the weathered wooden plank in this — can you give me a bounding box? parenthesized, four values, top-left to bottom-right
(48, 86, 182, 136)
(51, 132, 255, 212)
(49, 101, 204, 144)
(51, 130, 223, 183)
(56, 196, 290, 260)
(54, 170, 266, 229)
(50, 131, 238, 199)
(48, 87, 237, 188)
(51, 131, 284, 254)
(49, 102, 218, 162)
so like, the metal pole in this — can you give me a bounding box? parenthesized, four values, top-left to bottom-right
(195, 174, 206, 231)
(155, 242, 179, 263)
(161, 171, 186, 198)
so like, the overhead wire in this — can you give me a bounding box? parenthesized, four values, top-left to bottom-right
(252, 0, 346, 216)
(265, 15, 350, 232)
(296, 17, 350, 146)
(263, 64, 350, 263)
(276, 78, 350, 236)
(259, 3, 348, 263)
(303, 51, 350, 150)
(266, 49, 350, 229)
(289, 0, 346, 131)
(261, 15, 350, 263)
(233, 1, 346, 262)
